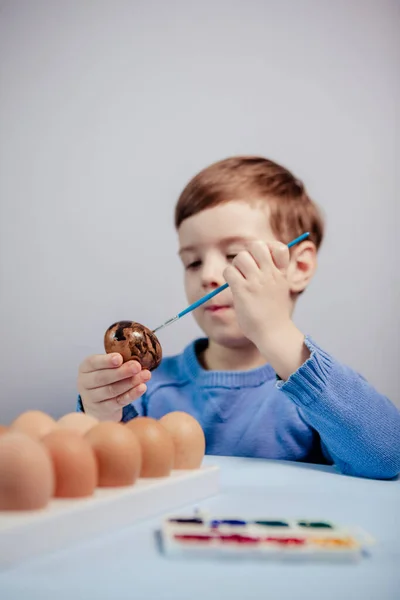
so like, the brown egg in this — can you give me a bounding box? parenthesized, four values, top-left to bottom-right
(159, 411, 206, 469)
(0, 425, 8, 436)
(57, 412, 99, 435)
(125, 417, 173, 477)
(0, 432, 54, 510)
(104, 320, 162, 370)
(85, 422, 142, 487)
(10, 410, 57, 440)
(42, 430, 98, 498)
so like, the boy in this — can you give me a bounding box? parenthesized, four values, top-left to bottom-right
(76, 156, 400, 480)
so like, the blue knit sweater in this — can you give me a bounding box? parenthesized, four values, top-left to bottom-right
(77, 336, 400, 479)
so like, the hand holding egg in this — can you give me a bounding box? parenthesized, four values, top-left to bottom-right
(77, 352, 151, 422)
(76, 320, 161, 422)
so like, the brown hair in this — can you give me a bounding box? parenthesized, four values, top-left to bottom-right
(174, 156, 324, 249)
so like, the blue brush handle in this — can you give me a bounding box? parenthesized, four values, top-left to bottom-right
(177, 232, 310, 318)
(177, 284, 229, 318)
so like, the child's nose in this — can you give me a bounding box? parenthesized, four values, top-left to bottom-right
(200, 260, 225, 289)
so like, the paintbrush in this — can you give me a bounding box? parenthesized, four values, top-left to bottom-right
(152, 232, 310, 334)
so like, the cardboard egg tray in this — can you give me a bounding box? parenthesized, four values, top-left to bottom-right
(0, 465, 220, 569)
(160, 511, 374, 562)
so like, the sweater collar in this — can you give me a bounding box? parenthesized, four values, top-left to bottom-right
(182, 338, 276, 388)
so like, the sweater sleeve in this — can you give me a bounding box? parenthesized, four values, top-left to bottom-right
(277, 337, 400, 480)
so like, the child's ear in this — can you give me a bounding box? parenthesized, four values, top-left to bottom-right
(286, 241, 317, 293)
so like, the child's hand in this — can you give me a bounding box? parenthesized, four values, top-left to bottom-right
(77, 354, 151, 421)
(223, 241, 291, 347)
(223, 241, 309, 379)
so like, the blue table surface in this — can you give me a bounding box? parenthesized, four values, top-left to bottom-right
(0, 455, 399, 600)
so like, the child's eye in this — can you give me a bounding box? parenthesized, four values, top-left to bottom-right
(186, 260, 202, 270)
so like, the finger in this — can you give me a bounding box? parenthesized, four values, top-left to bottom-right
(223, 264, 245, 290)
(246, 240, 274, 271)
(91, 386, 146, 414)
(88, 370, 151, 403)
(267, 241, 289, 271)
(79, 353, 124, 374)
(231, 250, 259, 280)
(85, 360, 143, 390)
(115, 383, 148, 406)
(88, 377, 137, 403)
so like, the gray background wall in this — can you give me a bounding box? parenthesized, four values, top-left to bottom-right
(0, 0, 399, 424)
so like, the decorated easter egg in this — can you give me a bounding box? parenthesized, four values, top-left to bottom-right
(104, 321, 162, 371)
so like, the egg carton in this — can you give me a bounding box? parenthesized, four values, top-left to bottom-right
(0, 465, 220, 569)
(160, 510, 375, 562)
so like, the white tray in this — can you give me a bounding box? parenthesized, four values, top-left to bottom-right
(0, 464, 220, 568)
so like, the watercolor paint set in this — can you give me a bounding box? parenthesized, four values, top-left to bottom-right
(160, 511, 374, 562)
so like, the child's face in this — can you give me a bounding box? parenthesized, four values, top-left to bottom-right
(178, 201, 277, 348)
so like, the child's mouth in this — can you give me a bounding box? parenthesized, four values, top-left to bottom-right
(205, 305, 231, 313)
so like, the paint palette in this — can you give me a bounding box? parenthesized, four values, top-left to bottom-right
(160, 511, 374, 562)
